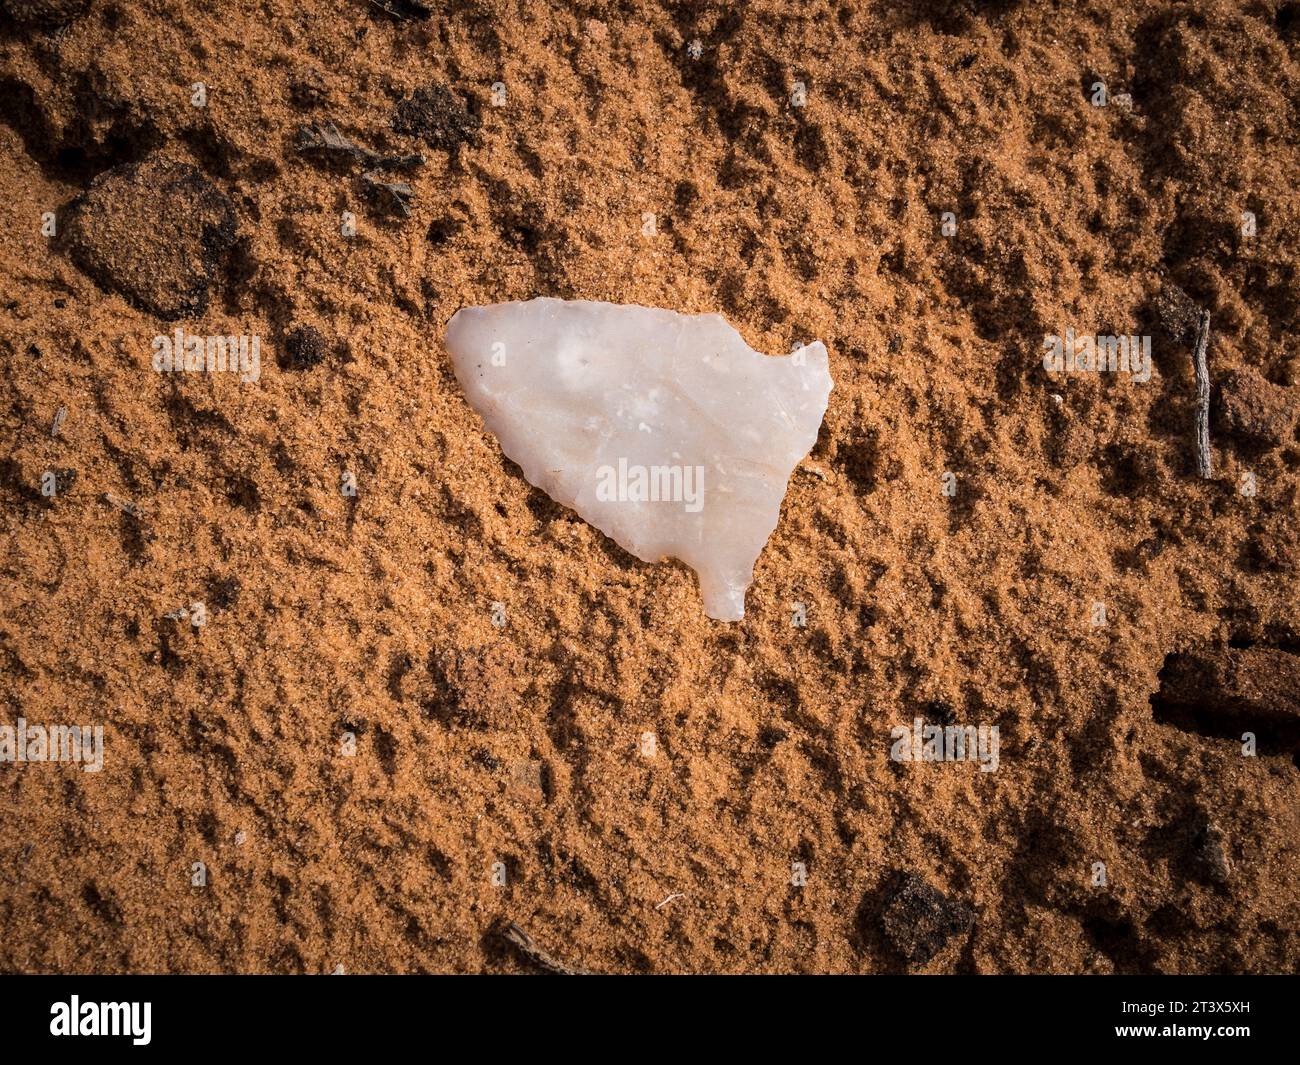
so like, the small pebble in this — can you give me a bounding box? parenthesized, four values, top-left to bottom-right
(879, 871, 974, 966)
(1215, 366, 1298, 450)
(391, 84, 481, 154)
(282, 325, 329, 370)
(63, 155, 237, 320)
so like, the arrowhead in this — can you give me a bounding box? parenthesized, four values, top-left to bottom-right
(446, 298, 833, 620)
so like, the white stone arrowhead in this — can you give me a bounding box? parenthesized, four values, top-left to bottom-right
(445, 298, 833, 621)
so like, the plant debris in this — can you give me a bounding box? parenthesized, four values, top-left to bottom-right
(103, 492, 145, 520)
(296, 119, 425, 217)
(362, 171, 415, 217)
(499, 921, 592, 976)
(366, 0, 431, 20)
(1192, 309, 1213, 478)
(295, 119, 424, 171)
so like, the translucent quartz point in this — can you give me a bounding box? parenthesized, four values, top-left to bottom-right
(445, 298, 833, 620)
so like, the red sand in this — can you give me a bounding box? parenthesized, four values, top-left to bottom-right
(1, 0, 1297, 973)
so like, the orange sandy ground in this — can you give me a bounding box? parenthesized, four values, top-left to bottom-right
(1, 0, 1298, 973)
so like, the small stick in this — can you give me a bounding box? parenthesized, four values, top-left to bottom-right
(103, 492, 145, 520)
(367, 0, 432, 20)
(297, 120, 424, 171)
(367, 0, 411, 18)
(1192, 309, 1212, 478)
(500, 921, 592, 976)
(654, 892, 685, 910)
(362, 171, 415, 217)
(51, 407, 66, 437)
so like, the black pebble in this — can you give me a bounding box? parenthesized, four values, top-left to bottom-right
(392, 85, 481, 154)
(880, 871, 974, 966)
(282, 325, 329, 370)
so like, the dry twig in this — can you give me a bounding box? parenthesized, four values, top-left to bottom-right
(362, 171, 415, 217)
(500, 921, 592, 976)
(366, 0, 431, 19)
(1192, 309, 1213, 478)
(103, 492, 144, 520)
(296, 120, 424, 171)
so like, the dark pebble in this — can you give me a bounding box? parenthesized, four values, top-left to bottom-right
(392, 85, 481, 154)
(880, 871, 974, 966)
(62, 155, 237, 320)
(282, 325, 329, 370)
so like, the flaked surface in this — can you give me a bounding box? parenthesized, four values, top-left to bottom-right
(447, 299, 832, 620)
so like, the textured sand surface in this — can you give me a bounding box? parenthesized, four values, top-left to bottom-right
(1, 0, 1298, 973)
